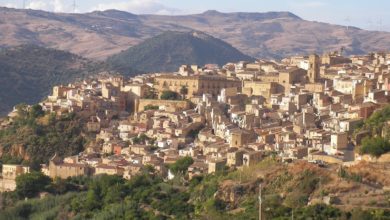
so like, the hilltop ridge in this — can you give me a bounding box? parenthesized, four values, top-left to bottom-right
(0, 7, 389, 59)
(107, 31, 254, 74)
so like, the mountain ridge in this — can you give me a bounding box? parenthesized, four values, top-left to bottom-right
(0, 44, 105, 115)
(107, 30, 254, 74)
(0, 7, 389, 60)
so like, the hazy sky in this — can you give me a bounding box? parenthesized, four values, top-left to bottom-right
(1, 0, 389, 31)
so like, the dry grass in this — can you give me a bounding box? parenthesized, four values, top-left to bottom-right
(219, 159, 390, 210)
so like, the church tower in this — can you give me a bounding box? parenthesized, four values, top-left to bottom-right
(308, 54, 320, 83)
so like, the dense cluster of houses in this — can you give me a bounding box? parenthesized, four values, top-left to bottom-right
(2, 51, 390, 190)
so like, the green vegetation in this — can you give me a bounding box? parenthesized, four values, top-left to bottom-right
(359, 136, 390, 157)
(338, 166, 363, 182)
(0, 45, 106, 115)
(160, 90, 180, 100)
(131, 133, 154, 145)
(107, 31, 254, 74)
(180, 86, 188, 99)
(144, 104, 159, 111)
(359, 105, 390, 135)
(15, 172, 51, 198)
(283, 170, 320, 208)
(169, 156, 194, 175)
(0, 105, 88, 167)
(187, 126, 204, 139)
(1, 158, 390, 219)
(144, 87, 158, 99)
(355, 105, 390, 157)
(1, 170, 194, 220)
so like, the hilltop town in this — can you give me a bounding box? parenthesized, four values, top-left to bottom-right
(2, 51, 390, 183)
(2, 51, 390, 218)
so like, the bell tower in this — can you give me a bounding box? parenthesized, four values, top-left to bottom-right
(308, 54, 320, 83)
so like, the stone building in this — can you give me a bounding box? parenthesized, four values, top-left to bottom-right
(242, 81, 279, 100)
(1, 164, 30, 180)
(47, 154, 92, 179)
(154, 75, 241, 98)
(0, 164, 30, 192)
(208, 158, 227, 174)
(308, 54, 320, 83)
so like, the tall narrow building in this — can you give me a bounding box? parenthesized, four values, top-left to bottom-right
(308, 54, 320, 83)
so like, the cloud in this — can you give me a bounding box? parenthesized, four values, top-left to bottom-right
(52, 0, 66, 12)
(27, 0, 50, 10)
(301, 1, 327, 8)
(1, 2, 18, 8)
(0, 0, 179, 14)
(90, 0, 180, 15)
(25, 0, 74, 12)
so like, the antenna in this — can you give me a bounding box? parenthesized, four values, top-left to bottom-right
(344, 16, 350, 31)
(72, 0, 76, 13)
(367, 19, 373, 30)
(378, 18, 383, 31)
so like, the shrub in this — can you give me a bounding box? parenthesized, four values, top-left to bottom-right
(169, 156, 194, 175)
(15, 172, 52, 198)
(160, 90, 180, 100)
(359, 136, 390, 157)
(144, 105, 159, 111)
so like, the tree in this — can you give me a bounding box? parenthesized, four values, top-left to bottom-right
(15, 172, 51, 198)
(85, 189, 100, 210)
(359, 136, 390, 157)
(169, 156, 194, 175)
(358, 104, 390, 135)
(15, 103, 28, 119)
(144, 87, 158, 99)
(0, 112, 86, 165)
(180, 86, 188, 100)
(187, 126, 204, 139)
(160, 90, 180, 100)
(29, 104, 44, 118)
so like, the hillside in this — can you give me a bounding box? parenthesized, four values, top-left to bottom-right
(1, 7, 390, 59)
(0, 107, 89, 168)
(1, 158, 390, 219)
(107, 31, 254, 74)
(0, 45, 104, 115)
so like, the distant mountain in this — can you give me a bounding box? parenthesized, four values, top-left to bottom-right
(0, 31, 250, 115)
(1, 7, 390, 59)
(107, 31, 254, 74)
(0, 45, 104, 115)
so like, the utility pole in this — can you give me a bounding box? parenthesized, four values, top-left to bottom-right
(319, 176, 322, 200)
(239, 168, 242, 184)
(258, 184, 262, 220)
